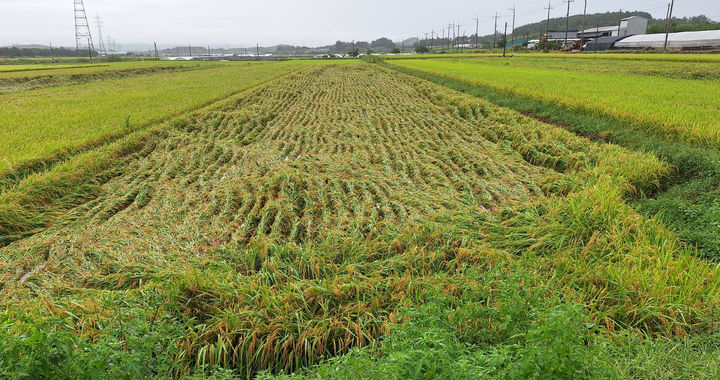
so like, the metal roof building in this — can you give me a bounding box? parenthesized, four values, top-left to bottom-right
(614, 30, 720, 50)
(580, 26, 621, 39)
(583, 36, 627, 51)
(545, 31, 578, 40)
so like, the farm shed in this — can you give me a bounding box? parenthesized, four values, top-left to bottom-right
(539, 31, 579, 48)
(580, 26, 622, 39)
(584, 36, 627, 51)
(614, 30, 720, 50)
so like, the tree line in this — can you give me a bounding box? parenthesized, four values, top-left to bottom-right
(0, 46, 98, 58)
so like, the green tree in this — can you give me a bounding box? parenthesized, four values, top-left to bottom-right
(370, 37, 396, 50)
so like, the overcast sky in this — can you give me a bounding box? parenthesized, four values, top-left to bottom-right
(1, 0, 718, 48)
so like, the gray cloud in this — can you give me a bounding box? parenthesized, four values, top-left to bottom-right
(1, 0, 718, 47)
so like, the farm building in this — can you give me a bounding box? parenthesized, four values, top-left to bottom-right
(583, 36, 627, 51)
(533, 31, 578, 48)
(579, 16, 648, 38)
(544, 31, 578, 40)
(614, 30, 720, 50)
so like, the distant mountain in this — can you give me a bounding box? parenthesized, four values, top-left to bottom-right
(6, 44, 52, 49)
(0, 46, 94, 58)
(401, 38, 418, 46)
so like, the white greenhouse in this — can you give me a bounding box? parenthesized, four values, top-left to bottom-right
(614, 30, 720, 50)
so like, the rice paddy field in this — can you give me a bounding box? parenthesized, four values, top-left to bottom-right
(0, 60, 318, 177)
(389, 56, 720, 146)
(1, 56, 720, 379)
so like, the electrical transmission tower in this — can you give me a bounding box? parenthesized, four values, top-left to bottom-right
(95, 15, 106, 55)
(74, 0, 94, 53)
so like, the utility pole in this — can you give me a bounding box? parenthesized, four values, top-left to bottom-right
(503, 22, 508, 57)
(493, 13, 499, 50)
(446, 25, 450, 51)
(664, 0, 675, 51)
(256, 43, 260, 59)
(456, 24, 461, 47)
(188, 44, 192, 56)
(451, 23, 456, 51)
(594, 24, 600, 51)
(581, 0, 588, 47)
(154, 42, 159, 60)
(473, 16, 479, 48)
(544, 2, 553, 52)
(564, 0, 575, 51)
(526, 32, 530, 53)
(509, 5, 516, 51)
